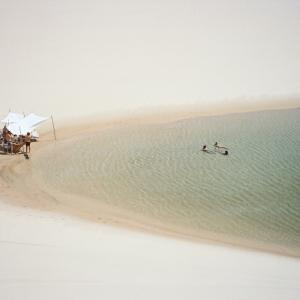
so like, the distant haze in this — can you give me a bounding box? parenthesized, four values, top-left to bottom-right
(0, 0, 299, 119)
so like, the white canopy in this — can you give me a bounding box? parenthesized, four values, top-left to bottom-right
(1, 112, 24, 124)
(6, 123, 36, 136)
(19, 113, 49, 130)
(2, 112, 49, 136)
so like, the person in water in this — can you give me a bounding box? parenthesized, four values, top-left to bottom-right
(202, 145, 207, 151)
(224, 150, 228, 155)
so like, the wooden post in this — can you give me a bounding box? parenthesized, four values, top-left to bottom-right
(51, 115, 57, 140)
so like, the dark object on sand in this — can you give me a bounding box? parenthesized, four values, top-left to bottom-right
(24, 153, 30, 160)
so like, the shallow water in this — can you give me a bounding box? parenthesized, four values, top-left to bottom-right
(34, 109, 300, 253)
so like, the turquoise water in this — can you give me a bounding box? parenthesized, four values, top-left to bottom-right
(35, 109, 300, 253)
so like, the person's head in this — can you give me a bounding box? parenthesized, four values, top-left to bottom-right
(27, 132, 30, 136)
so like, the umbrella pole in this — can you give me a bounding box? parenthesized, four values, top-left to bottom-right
(51, 115, 57, 141)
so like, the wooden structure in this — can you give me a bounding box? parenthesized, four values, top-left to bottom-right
(0, 142, 25, 154)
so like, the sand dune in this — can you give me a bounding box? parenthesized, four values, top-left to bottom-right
(1, 201, 300, 300)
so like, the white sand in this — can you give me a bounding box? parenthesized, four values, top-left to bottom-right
(1, 201, 300, 300)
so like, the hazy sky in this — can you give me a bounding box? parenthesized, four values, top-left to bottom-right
(0, 0, 299, 118)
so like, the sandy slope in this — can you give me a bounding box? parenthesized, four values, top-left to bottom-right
(0, 201, 300, 300)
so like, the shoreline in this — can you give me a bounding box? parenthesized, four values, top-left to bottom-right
(1, 106, 300, 258)
(48, 101, 300, 138)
